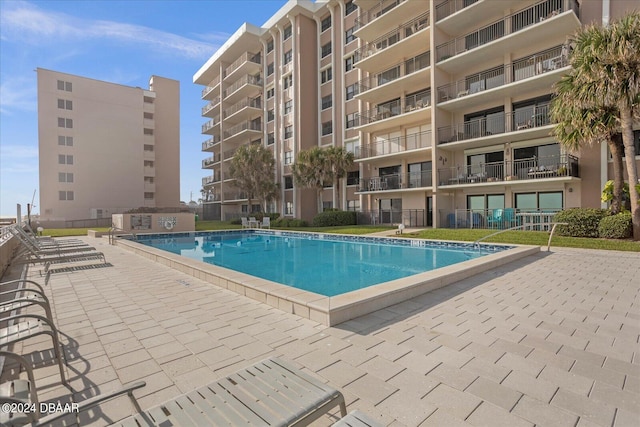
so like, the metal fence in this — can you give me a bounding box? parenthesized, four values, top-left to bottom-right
(439, 208, 560, 231)
(357, 209, 428, 227)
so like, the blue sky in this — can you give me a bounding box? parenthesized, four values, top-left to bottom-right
(0, 0, 284, 217)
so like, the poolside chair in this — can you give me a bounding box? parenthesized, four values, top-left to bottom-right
(110, 357, 346, 426)
(0, 313, 66, 383)
(0, 279, 53, 322)
(503, 208, 518, 228)
(261, 216, 271, 229)
(241, 217, 250, 229)
(332, 410, 384, 427)
(12, 237, 106, 272)
(487, 209, 504, 229)
(9, 226, 95, 254)
(11, 225, 89, 249)
(249, 216, 259, 228)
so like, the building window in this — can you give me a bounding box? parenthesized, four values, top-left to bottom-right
(283, 25, 292, 40)
(321, 42, 332, 58)
(267, 38, 274, 53)
(345, 112, 359, 128)
(284, 151, 293, 164)
(347, 199, 360, 211)
(345, 56, 355, 72)
(284, 125, 293, 139)
(283, 74, 293, 89)
(515, 191, 563, 211)
(58, 154, 73, 165)
(58, 136, 73, 146)
(267, 62, 274, 76)
(321, 95, 332, 110)
(345, 26, 357, 44)
(345, 0, 357, 15)
(144, 112, 153, 119)
(322, 121, 333, 136)
(268, 109, 275, 122)
(144, 192, 155, 200)
(57, 118, 73, 128)
(58, 191, 74, 201)
(284, 176, 293, 189)
(144, 144, 154, 151)
(268, 132, 275, 145)
(347, 171, 360, 186)
(285, 201, 293, 215)
(284, 100, 293, 115)
(144, 160, 154, 167)
(58, 172, 73, 183)
(321, 67, 332, 84)
(321, 16, 331, 32)
(266, 87, 275, 99)
(346, 83, 359, 100)
(57, 99, 72, 110)
(144, 128, 154, 135)
(57, 80, 72, 91)
(283, 49, 292, 64)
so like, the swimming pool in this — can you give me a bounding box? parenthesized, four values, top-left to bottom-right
(117, 230, 538, 325)
(137, 231, 504, 297)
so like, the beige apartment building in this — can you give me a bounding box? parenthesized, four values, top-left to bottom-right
(37, 69, 180, 225)
(194, 0, 640, 226)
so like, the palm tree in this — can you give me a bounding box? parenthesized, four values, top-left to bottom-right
(552, 12, 640, 239)
(324, 146, 354, 211)
(228, 143, 276, 213)
(291, 147, 328, 214)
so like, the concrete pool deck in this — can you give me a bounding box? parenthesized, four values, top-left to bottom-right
(1, 236, 639, 426)
(114, 231, 539, 326)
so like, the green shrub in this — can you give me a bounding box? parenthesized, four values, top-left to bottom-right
(312, 210, 357, 227)
(230, 218, 242, 225)
(598, 212, 632, 239)
(273, 217, 307, 227)
(554, 208, 610, 238)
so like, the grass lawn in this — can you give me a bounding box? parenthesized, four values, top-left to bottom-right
(42, 222, 639, 252)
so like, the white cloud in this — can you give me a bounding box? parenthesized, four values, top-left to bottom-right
(0, 1, 221, 60)
(0, 78, 37, 114)
(0, 145, 38, 159)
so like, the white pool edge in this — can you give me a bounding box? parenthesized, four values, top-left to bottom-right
(114, 233, 540, 326)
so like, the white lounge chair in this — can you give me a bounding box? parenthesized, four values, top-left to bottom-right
(241, 217, 249, 229)
(261, 216, 271, 229)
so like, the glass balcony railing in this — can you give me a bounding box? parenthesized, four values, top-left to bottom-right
(355, 130, 431, 159)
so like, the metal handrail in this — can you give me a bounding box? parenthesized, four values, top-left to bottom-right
(108, 226, 135, 245)
(472, 222, 568, 251)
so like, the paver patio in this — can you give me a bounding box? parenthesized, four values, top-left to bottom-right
(1, 236, 639, 426)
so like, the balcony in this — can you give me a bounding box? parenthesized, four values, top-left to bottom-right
(223, 120, 262, 145)
(357, 52, 430, 103)
(202, 173, 221, 187)
(435, 0, 580, 73)
(435, 0, 479, 22)
(437, 154, 579, 186)
(223, 191, 248, 202)
(223, 148, 239, 161)
(223, 74, 263, 104)
(202, 135, 221, 152)
(437, 45, 568, 110)
(201, 116, 221, 134)
(438, 104, 551, 148)
(201, 75, 221, 100)
(223, 97, 262, 123)
(357, 170, 433, 193)
(202, 97, 221, 117)
(354, 0, 421, 40)
(224, 52, 261, 82)
(356, 90, 430, 133)
(202, 155, 217, 169)
(355, 130, 431, 160)
(201, 192, 220, 202)
(355, 13, 429, 73)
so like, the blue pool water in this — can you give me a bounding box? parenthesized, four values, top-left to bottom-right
(136, 231, 507, 297)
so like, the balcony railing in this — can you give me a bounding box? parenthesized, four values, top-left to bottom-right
(355, 13, 429, 61)
(223, 97, 262, 119)
(358, 170, 433, 192)
(202, 192, 220, 202)
(224, 52, 261, 78)
(355, 130, 431, 159)
(223, 120, 262, 139)
(223, 74, 263, 98)
(201, 116, 221, 133)
(201, 75, 221, 98)
(436, 0, 577, 62)
(435, 0, 479, 21)
(223, 191, 248, 201)
(202, 173, 221, 186)
(202, 135, 221, 151)
(202, 156, 216, 168)
(355, 0, 407, 28)
(358, 52, 430, 93)
(202, 97, 221, 115)
(358, 90, 430, 126)
(438, 104, 550, 144)
(437, 154, 579, 185)
(440, 208, 560, 230)
(437, 45, 568, 102)
(223, 148, 238, 160)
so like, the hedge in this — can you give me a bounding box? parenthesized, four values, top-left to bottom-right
(554, 208, 609, 238)
(312, 210, 357, 227)
(598, 212, 632, 239)
(272, 217, 308, 227)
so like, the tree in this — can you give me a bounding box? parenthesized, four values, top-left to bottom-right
(324, 146, 354, 211)
(552, 12, 640, 239)
(228, 143, 277, 213)
(291, 147, 328, 214)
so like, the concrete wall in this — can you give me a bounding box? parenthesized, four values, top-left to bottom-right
(112, 213, 195, 233)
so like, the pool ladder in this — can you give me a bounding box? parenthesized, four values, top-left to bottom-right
(108, 226, 136, 245)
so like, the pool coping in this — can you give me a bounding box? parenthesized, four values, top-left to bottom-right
(113, 230, 540, 326)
